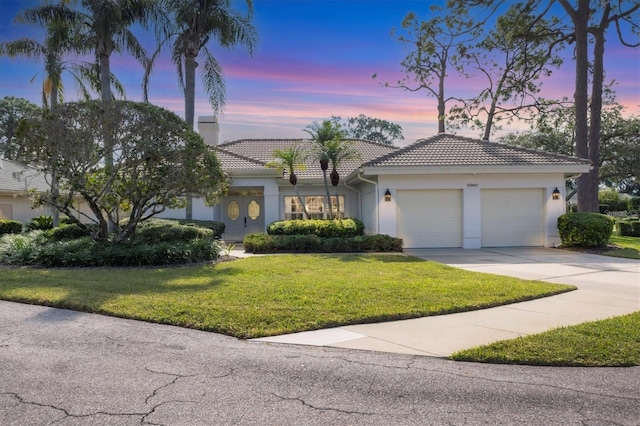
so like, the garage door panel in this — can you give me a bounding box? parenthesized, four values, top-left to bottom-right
(481, 189, 544, 247)
(397, 190, 462, 248)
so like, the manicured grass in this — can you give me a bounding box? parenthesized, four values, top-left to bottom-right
(604, 236, 640, 259)
(450, 311, 640, 366)
(0, 254, 573, 338)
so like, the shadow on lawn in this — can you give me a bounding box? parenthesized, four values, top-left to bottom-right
(0, 264, 238, 318)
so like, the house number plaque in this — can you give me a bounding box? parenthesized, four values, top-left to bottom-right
(248, 200, 260, 220)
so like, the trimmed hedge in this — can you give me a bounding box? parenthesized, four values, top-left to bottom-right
(244, 233, 403, 254)
(173, 219, 225, 238)
(135, 219, 214, 243)
(557, 212, 614, 248)
(0, 219, 22, 235)
(616, 219, 640, 237)
(267, 218, 365, 238)
(45, 224, 93, 241)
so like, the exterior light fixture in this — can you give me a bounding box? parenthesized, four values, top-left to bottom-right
(384, 189, 391, 202)
(552, 187, 560, 200)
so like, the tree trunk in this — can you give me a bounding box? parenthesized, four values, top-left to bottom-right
(294, 185, 309, 220)
(483, 73, 505, 141)
(586, 8, 610, 213)
(437, 62, 446, 133)
(322, 169, 333, 220)
(184, 54, 198, 220)
(50, 80, 60, 228)
(99, 53, 118, 232)
(560, 0, 592, 212)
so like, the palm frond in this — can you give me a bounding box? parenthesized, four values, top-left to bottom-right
(201, 50, 226, 116)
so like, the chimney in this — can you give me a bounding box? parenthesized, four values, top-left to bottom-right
(197, 116, 220, 146)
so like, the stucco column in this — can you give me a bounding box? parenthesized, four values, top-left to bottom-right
(263, 182, 280, 232)
(463, 187, 482, 249)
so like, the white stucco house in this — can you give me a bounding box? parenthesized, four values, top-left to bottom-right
(159, 117, 592, 248)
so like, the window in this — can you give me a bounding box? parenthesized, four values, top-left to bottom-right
(285, 196, 344, 220)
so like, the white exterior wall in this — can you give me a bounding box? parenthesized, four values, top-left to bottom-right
(157, 201, 216, 221)
(377, 173, 567, 248)
(0, 194, 50, 223)
(354, 179, 379, 235)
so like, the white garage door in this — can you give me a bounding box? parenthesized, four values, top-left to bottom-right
(396, 190, 462, 248)
(481, 189, 544, 247)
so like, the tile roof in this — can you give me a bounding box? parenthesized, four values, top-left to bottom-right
(0, 158, 49, 193)
(217, 139, 397, 179)
(363, 134, 592, 168)
(215, 149, 266, 171)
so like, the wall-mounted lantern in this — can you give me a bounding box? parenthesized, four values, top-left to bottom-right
(384, 188, 392, 202)
(552, 187, 561, 200)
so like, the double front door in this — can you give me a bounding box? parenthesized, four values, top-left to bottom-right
(223, 194, 264, 242)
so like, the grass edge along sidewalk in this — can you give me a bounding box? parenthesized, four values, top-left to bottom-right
(451, 311, 640, 367)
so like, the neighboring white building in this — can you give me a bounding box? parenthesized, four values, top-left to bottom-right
(158, 117, 592, 248)
(0, 158, 51, 223)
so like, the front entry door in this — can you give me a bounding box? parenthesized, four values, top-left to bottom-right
(223, 195, 265, 242)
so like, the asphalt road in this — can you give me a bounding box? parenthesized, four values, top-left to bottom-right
(1, 300, 639, 425)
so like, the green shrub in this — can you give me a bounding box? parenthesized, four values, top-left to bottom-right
(0, 219, 22, 235)
(136, 219, 214, 243)
(25, 215, 54, 231)
(244, 233, 403, 254)
(628, 197, 640, 212)
(45, 224, 93, 241)
(173, 219, 225, 238)
(358, 234, 404, 252)
(557, 212, 614, 248)
(616, 219, 640, 237)
(267, 218, 365, 238)
(0, 231, 222, 267)
(598, 189, 627, 212)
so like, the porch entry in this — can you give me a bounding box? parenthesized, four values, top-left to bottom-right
(223, 188, 264, 242)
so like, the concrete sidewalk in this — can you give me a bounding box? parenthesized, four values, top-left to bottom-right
(254, 248, 640, 357)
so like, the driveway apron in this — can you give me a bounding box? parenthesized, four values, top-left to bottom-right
(254, 248, 640, 357)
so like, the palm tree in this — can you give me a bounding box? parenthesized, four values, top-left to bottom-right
(2, 3, 89, 227)
(323, 138, 361, 219)
(65, 0, 157, 232)
(267, 144, 309, 220)
(304, 120, 346, 219)
(144, 0, 257, 219)
(143, 0, 257, 219)
(68, 0, 155, 165)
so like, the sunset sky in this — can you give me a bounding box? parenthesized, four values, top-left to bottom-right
(1, 0, 638, 146)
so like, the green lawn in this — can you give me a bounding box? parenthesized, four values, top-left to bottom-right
(0, 254, 573, 338)
(451, 311, 640, 366)
(605, 235, 640, 259)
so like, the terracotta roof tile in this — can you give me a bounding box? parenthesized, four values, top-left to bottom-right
(218, 139, 396, 179)
(364, 134, 591, 167)
(214, 148, 266, 171)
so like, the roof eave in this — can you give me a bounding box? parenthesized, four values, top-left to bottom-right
(359, 164, 592, 176)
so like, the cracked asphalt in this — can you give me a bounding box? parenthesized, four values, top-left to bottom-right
(1, 300, 639, 425)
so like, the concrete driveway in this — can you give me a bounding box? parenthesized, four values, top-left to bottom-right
(255, 248, 640, 357)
